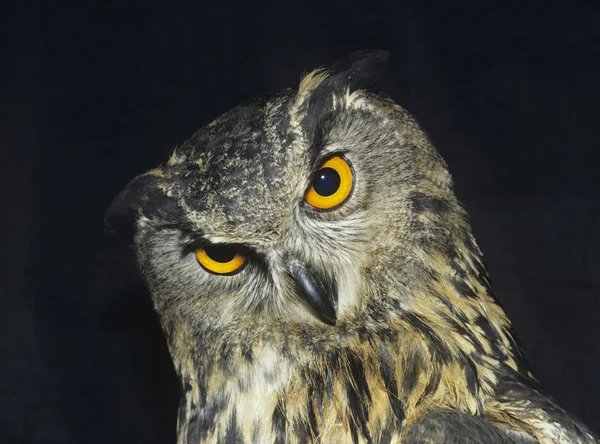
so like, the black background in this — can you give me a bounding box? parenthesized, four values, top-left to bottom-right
(2, 1, 599, 443)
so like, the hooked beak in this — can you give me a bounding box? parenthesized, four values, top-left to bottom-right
(288, 260, 337, 325)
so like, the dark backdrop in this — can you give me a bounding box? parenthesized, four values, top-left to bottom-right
(2, 1, 599, 443)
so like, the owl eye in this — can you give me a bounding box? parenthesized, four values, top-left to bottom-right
(305, 155, 354, 210)
(195, 244, 246, 275)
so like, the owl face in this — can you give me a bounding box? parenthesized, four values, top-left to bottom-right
(106, 51, 456, 341)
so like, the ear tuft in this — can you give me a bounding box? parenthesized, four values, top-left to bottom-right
(298, 50, 392, 98)
(297, 51, 393, 145)
(104, 173, 160, 236)
(327, 50, 391, 94)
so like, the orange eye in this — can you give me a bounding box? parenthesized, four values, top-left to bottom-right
(195, 244, 246, 275)
(305, 155, 354, 210)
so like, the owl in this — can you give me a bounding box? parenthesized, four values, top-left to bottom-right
(105, 51, 599, 443)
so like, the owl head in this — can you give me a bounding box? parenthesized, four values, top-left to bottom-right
(105, 51, 538, 442)
(105, 50, 466, 330)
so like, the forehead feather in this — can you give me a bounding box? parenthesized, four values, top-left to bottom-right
(166, 92, 308, 234)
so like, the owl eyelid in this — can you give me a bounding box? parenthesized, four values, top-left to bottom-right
(186, 239, 245, 252)
(182, 235, 210, 252)
(185, 240, 262, 264)
(310, 150, 351, 175)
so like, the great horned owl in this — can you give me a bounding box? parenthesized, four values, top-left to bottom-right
(105, 51, 598, 443)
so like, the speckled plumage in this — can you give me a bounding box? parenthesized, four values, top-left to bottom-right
(105, 51, 599, 444)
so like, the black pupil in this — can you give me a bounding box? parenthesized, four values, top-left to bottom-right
(313, 167, 340, 197)
(205, 245, 237, 263)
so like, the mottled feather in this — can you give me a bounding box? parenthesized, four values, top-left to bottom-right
(105, 51, 599, 444)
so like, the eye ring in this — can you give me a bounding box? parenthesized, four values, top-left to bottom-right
(195, 244, 246, 275)
(305, 155, 354, 210)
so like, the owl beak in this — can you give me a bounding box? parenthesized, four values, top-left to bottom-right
(288, 261, 337, 325)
